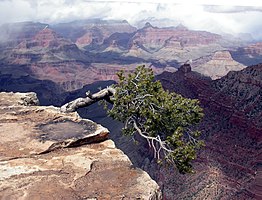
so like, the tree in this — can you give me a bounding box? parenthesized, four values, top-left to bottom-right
(61, 65, 204, 173)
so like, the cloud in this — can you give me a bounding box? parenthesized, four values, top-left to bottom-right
(204, 5, 262, 13)
(0, 0, 35, 23)
(0, 0, 262, 40)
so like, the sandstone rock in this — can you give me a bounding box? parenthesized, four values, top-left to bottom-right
(0, 92, 39, 107)
(122, 24, 224, 64)
(0, 92, 161, 199)
(19, 92, 40, 106)
(193, 51, 246, 79)
(0, 21, 240, 93)
(132, 24, 221, 49)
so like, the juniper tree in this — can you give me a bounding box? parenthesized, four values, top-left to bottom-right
(61, 65, 204, 173)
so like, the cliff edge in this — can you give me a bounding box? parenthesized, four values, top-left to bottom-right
(0, 92, 161, 200)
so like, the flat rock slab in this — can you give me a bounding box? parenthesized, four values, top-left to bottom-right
(0, 92, 161, 199)
(0, 140, 160, 200)
(0, 100, 108, 160)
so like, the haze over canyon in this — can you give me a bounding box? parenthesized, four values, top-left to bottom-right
(0, 1, 261, 199)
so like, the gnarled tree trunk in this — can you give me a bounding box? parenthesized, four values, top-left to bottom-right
(60, 87, 116, 113)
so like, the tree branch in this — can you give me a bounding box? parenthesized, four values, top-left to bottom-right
(131, 118, 173, 161)
(60, 87, 116, 113)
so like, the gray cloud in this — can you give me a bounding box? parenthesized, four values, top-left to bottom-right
(0, 0, 262, 40)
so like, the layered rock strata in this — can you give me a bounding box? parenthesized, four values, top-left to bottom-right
(123, 23, 224, 63)
(243, 42, 262, 55)
(231, 42, 262, 66)
(193, 51, 246, 79)
(154, 64, 261, 199)
(73, 64, 261, 199)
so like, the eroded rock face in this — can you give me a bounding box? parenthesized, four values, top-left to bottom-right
(243, 42, 262, 55)
(53, 19, 137, 46)
(2, 20, 259, 95)
(231, 42, 262, 66)
(0, 27, 140, 92)
(72, 64, 261, 199)
(154, 64, 261, 199)
(193, 51, 246, 79)
(0, 92, 161, 199)
(74, 20, 137, 47)
(17, 28, 72, 49)
(0, 22, 48, 47)
(130, 24, 221, 50)
(123, 23, 224, 63)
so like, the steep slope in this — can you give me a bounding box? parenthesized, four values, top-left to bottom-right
(74, 64, 261, 199)
(154, 64, 261, 199)
(193, 51, 246, 79)
(159, 64, 211, 99)
(5, 27, 88, 64)
(0, 92, 161, 199)
(0, 21, 48, 48)
(0, 20, 260, 98)
(1, 24, 167, 92)
(0, 27, 90, 91)
(17, 27, 72, 49)
(0, 28, 118, 91)
(1, 20, 262, 95)
(111, 23, 224, 63)
(71, 64, 261, 199)
(213, 63, 262, 132)
(87, 22, 249, 74)
(52, 19, 137, 47)
(231, 42, 262, 66)
(0, 69, 65, 106)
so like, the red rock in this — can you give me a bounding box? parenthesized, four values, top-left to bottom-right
(76, 31, 93, 46)
(75, 20, 136, 47)
(17, 28, 72, 49)
(153, 64, 261, 199)
(130, 24, 221, 50)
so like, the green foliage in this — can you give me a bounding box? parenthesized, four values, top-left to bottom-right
(107, 65, 204, 174)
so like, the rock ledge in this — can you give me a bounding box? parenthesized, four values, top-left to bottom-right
(0, 92, 161, 200)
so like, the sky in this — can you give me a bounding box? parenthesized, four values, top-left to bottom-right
(0, 0, 262, 40)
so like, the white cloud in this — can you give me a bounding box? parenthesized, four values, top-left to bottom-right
(0, 0, 262, 39)
(204, 5, 262, 13)
(0, 0, 35, 23)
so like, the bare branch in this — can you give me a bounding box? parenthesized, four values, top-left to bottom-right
(60, 87, 116, 113)
(133, 94, 153, 100)
(186, 128, 198, 145)
(131, 119, 174, 162)
(152, 140, 157, 158)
